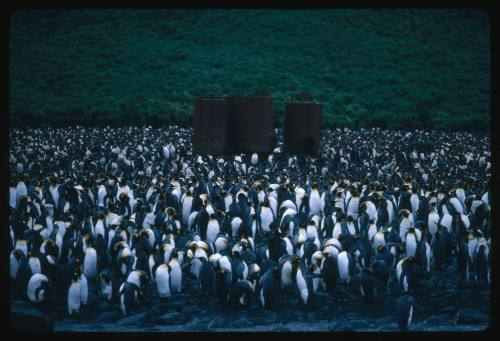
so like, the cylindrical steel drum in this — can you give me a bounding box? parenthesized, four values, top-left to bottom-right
(225, 95, 275, 153)
(284, 102, 322, 154)
(192, 97, 227, 154)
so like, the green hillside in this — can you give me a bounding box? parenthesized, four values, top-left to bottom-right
(9, 9, 490, 131)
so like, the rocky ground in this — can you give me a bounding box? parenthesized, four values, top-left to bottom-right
(10, 260, 490, 332)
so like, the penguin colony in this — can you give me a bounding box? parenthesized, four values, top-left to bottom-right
(9, 126, 491, 331)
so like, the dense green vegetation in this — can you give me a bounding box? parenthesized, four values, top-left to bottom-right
(10, 9, 490, 131)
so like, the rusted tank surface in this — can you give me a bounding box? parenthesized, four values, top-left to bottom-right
(192, 97, 227, 154)
(284, 102, 322, 154)
(225, 95, 275, 153)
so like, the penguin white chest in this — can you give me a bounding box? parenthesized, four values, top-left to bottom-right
(16, 240, 28, 257)
(182, 197, 193, 223)
(168, 260, 182, 293)
(224, 195, 233, 212)
(368, 224, 377, 241)
(260, 208, 273, 232)
(100, 277, 112, 301)
(332, 223, 342, 239)
(428, 212, 439, 237)
(10, 255, 19, 279)
(296, 269, 309, 304)
(79, 274, 88, 305)
(309, 191, 322, 215)
(337, 252, 350, 282)
(206, 220, 220, 244)
(406, 234, 417, 258)
(347, 222, 356, 235)
(281, 262, 292, 288)
(68, 282, 81, 314)
(400, 219, 410, 241)
(155, 266, 171, 297)
(231, 217, 243, 236)
(84, 248, 97, 279)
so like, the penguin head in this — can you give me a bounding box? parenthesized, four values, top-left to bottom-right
(239, 238, 249, 250)
(248, 263, 260, 279)
(100, 271, 111, 282)
(13, 249, 25, 261)
(308, 263, 319, 273)
(272, 266, 280, 278)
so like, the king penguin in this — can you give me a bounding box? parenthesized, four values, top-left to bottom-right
(396, 294, 415, 331)
(155, 263, 171, 298)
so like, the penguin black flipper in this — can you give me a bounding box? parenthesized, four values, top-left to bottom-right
(16, 259, 32, 299)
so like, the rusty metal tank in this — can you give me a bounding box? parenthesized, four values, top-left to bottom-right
(225, 95, 275, 153)
(192, 97, 227, 154)
(284, 102, 322, 154)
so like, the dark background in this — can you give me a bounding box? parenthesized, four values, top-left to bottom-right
(9, 9, 490, 131)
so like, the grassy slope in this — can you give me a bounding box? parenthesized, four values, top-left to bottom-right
(9, 9, 490, 130)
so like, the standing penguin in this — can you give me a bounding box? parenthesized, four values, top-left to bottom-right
(405, 227, 418, 258)
(456, 234, 470, 284)
(119, 282, 141, 316)
(258, 266, 281, 309)
(399, 210, 412, 242)
(430, 225, 445, 272)
(168, 252, 182, 294)
(337, 251, 353, 284)
(474, 242, 489, 287)
(372, 259, 389, 290)
(206, 214, 220, 245)
(181, 191, 194, 226)
(355, 267, 384, 304)
(427, 207, 440, 240)
(259, 203, 274, 235)
(396, 257, 421, 293)
(198, 257, 216, 298)
(279, 255, 300, 292)
(215, 268, 233, 304)
(155, 263, 171, 298)
(28, 250, 42, 275)
(251, 153, 259, 166)
(83, 239, 98, 280)
(396, 294, 415, 331)
(99, 268, 113, 301)
(415, 232, 432, 273)
(68, 270, 87, 315)
(295, 264, 310, 305)
(309, 183, 323, 217)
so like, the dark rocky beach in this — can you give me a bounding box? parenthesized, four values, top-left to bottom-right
(11, 259, 490, 332)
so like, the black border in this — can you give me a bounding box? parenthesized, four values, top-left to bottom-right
(2, 1, 497, 339)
